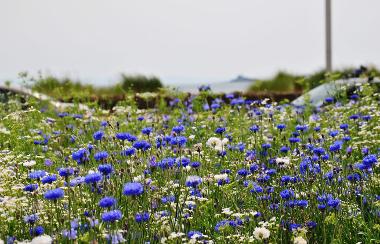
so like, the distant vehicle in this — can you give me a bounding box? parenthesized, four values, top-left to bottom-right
(0, 83, 89, 111)
(291, 77, 380, 107)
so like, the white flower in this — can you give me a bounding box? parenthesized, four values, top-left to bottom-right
(214, 174, 228, 181)
(206, 137, 222, 148)
(253, 227, 270, 240)
(23, 160, 36, 167)
(294, 236, 307, 244)
(189, 135, 195, 140)
(31, 235, 53, 244)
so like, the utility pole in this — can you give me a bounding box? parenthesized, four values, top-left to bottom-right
(325, 0, 332, 72)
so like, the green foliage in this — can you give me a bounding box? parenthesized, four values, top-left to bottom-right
(120, 74, 162, 92)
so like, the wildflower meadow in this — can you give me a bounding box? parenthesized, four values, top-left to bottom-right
(0, 83, 379, 243)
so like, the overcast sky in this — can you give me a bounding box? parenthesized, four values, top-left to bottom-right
(1, 0, 379, 85)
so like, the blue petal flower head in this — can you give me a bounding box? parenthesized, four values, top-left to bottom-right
(44, 188, 64, 200)
(250, 125, 259, 133)
(329, 130, 339, 137)
(329, 140, 343, 152)
(30, 226, 44, 236)
(249, 164, 259, 172)
(190, 161, 201, 169)
(93, 130, 104, 141)
(94, 151, 108, 161)
(133, 140, 151, 151)
(172, 125, 185, 134)
(59, 167, 74, 177)
(24, 214, 39, 224)
(142, 127, 153, 135)
(295, 124, 307, 132)
(121, 147, 136, 156)
(280, 146, 290, 153)
(362, 154, 377, 168)
(135, 212, 150, 223)
(41, 175, 57, 184)
(101, 210, 122, 223)
(188, 231, 203, 239)
(215, 127, 226, 134)
(237, 168, 249, 176)
(99, 196, 117, 208)
(72, 148, 88, 163)
(340, 123, 348, 130)
(100, 121, 108, 127)
(69, 176, 85, 187)
(289, 137, 301, 144)
(185, 175, 202, 188)
(362, 115, 371, 121)
(325, 97, 334, 103)
(29, 170, 46, 180)
(85, 172, 103, 184)
(262, 143, 271, 150)
(24, 184, 38, 192)
(170, 136, 187, 147)
(123, 182, 144, 196)
(349, 114, 360, 120)
(280, 189, 294, 199)
(98, 164, 113, 175)
(277, 124, 286, 130)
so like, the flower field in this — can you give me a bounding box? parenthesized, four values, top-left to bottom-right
(0, 83, 379, 243)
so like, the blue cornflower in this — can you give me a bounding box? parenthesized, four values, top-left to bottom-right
(188, 231, 203, 239)
(190, 161, 201, 169)
(329, 140, 343, 152)
(123, 182, 144, 196)
(280, 189, 294, 199)
(185, 175, 202, 188)
(69, 176, 85, 187)
(72, 148, 87, 163)
(41, 175, 57, 184)
(142, 127, 153, 135)
(340, 123, 348, 130)
(93, 130, 104, 141)
(24, 214, 39, 224)
(98, 164, 113, 175)
(85, 172, 103, 184)
(325, 97, 334, 103)
(237, 168, 249, 177)
(172, 125, 185, 134)
(30, 226, 44, 236)
(24, 184, 38, 192)
(289, 137, 301, 144)
(101, 210, 122, 223)
(29, 170, 46, 180)
(99, 197, 117, 208)
(133, 140, 151, 151)
(280, 146, 290, 153)
(94, 151, 108, 161)
(277, 124, 286, 130)
(121, 147, 136, 156)
(329, 130, 339, 137)
(215, 127, 226, 134)
(44, 188, 64, 200)
(250, 125, 259, 133)
(295, 124, 307, 131)
(135, 212, 150, 223)
(58, 167, 74, 177)
(249, 164, 259, 173)
(262, 143, 271, 150)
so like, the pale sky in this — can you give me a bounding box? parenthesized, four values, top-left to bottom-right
(1, 0, 379, 85)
